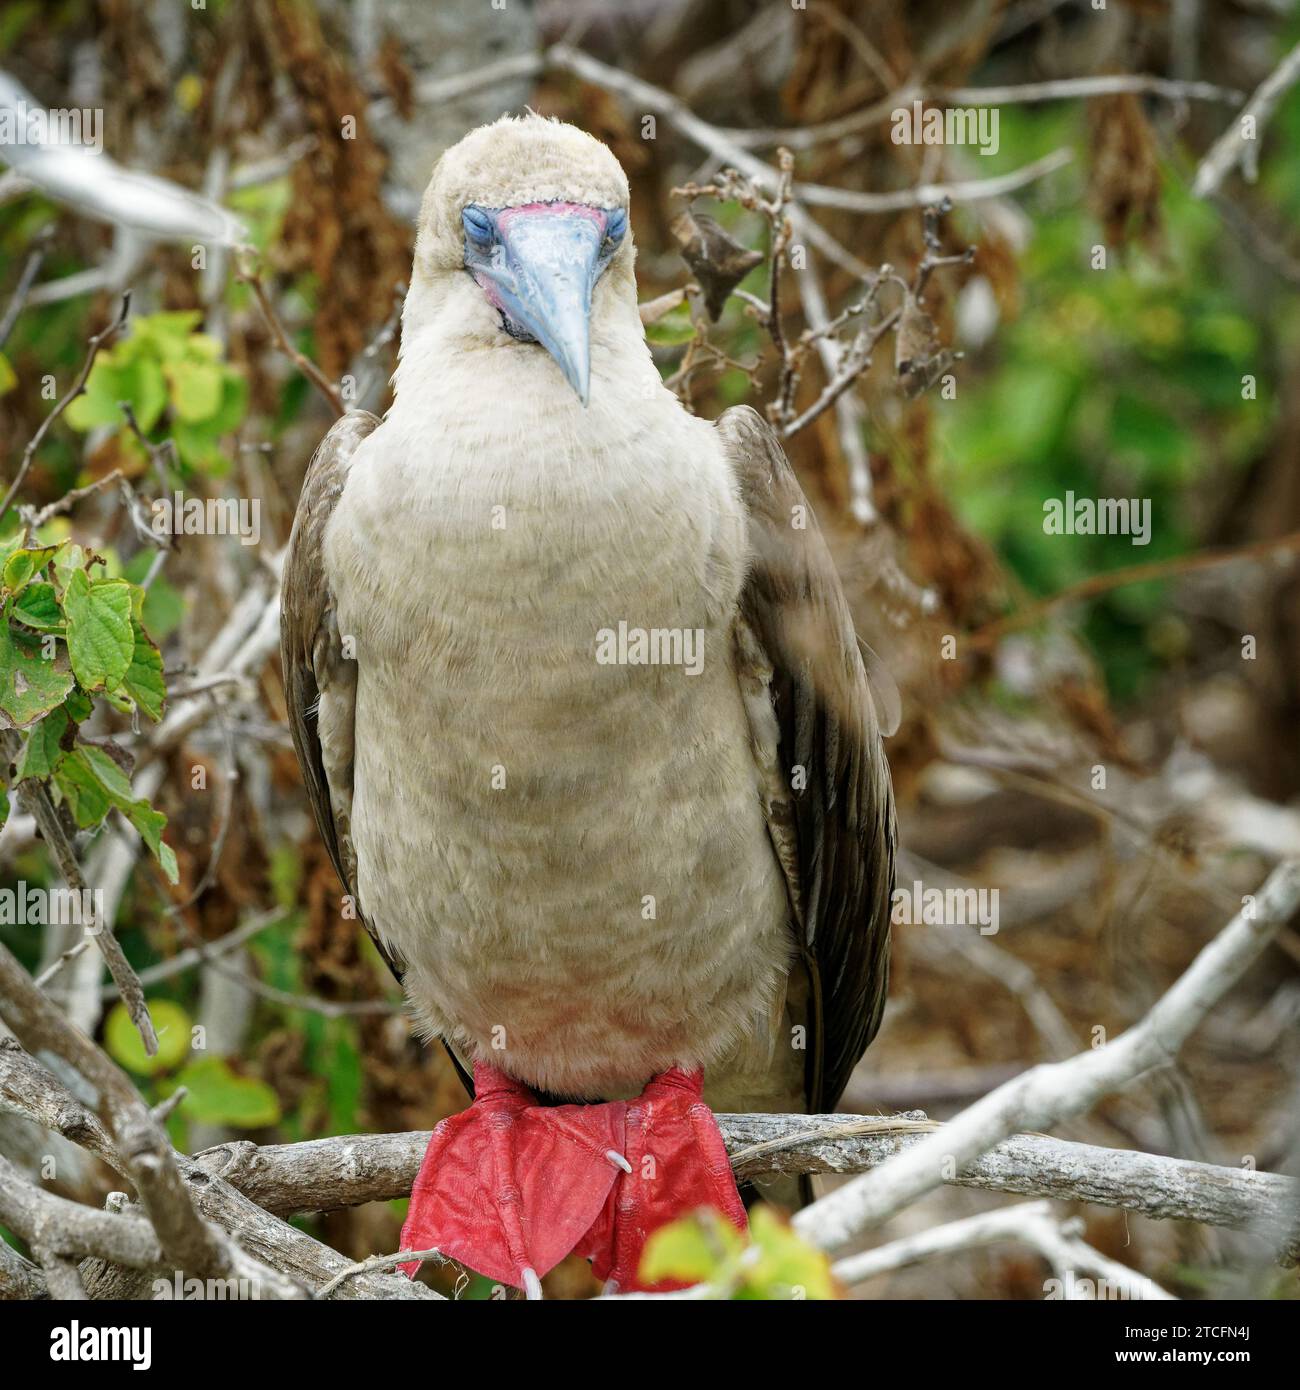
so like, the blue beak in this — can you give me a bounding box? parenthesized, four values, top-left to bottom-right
(467, 206, 605, 405)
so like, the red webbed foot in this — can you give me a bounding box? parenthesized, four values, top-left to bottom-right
(579, 1067, 747, 1293)
(399, 1062, 628, 1296)
(399, 1063, 747, 1296)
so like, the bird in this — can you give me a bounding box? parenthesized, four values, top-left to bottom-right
(280, 113, 896, 1296)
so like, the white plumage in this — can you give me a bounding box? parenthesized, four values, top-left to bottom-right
(282, 114, 894, 1128)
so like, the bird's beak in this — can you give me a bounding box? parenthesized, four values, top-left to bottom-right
(481, 205, 605, 405)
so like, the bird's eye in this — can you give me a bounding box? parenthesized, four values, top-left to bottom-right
(462, 206, 494, 246)
(604, 209, 627, 247)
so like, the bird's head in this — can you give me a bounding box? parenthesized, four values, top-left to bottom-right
(405, 114, 636, 406)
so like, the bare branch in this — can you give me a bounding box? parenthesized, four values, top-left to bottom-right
(0, 229, 51, 350)
(795, 148, 1074, 214)
(0, 1038, 123, 1177)
(0, 290, 131, 529)
(638, 288, 687, 325)
(831, 1199, 1175, 1299)
(721, 75, 1242, 151)
(793, 859, 1300, 1253)
(936, 75, 1242, 108)
(100, 908, 288, 999)
(968, 526, 1300, 650)
(21, 469, 125, 529)
(315, 1247, 449, 1299)
(1194, 40, 1300, 197)
(3, 737, 158, 1057)
(235, 252, 344, 419)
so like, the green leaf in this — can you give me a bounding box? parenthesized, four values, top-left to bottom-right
(65, 349, 170, 434)
(743, 1205, 837, 1300)
(64, 689, 93, 722)
(3, 542, 64, 594)
(52, 745, 179, 881)
(134, 310, 203, 350)
(77, 743, 134, 801)
(175, 1057, 282, 1128)
(0, 351, 17, 398)
(187, 333, 223, 362)
(122, 619, 166, 722)
(10, 582, 64, 632)
(15, 705, 70, 780)
(0, 533, 25, 569)
(124, 553, 184, 642)
(208, 373, 249, 436)
(65, 358, 133, 431)
(124, 359, 169, 434)
(0, 618, 74, 728)
(172, 420, 227, 473)
(637, 1207, 835, 1299)
(52, 750, 113, 827)
(62, 570, 133, 692)
(51, 543, 92, 594)
(105, 999, 192, 1076)
(121, 797, 179, 884)
(165, 359, 223, 422)
(639, 1210, 744, 1287)
(645, 302, 697, 346)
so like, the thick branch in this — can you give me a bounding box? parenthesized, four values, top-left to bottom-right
(0, 1153, 163, 1270)
(0, 1231, 48, 1299)
(0, 941, 273, 1287)
(0, 1037, 435, 1300)
(187, 1110, 1299, 1263)
(0, 1038, 123, 1177)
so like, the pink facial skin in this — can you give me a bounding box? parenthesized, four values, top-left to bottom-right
(471, 202, 611, 314)
(474, 274, 508, 315)
(495, 201, 609, 235)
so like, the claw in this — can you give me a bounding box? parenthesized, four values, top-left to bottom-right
(522, 1267, 543, 1301)
(605, 1149, 633, 1174)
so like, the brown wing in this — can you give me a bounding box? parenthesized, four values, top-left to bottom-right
(718, 406, 896, 1114)
(280, 410, 405, 983)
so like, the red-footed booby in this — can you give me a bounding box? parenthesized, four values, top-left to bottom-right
(281, 114, 895, 1296)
